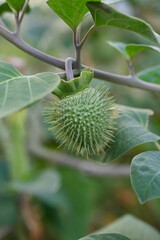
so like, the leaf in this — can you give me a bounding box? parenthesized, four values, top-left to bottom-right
(0, 61, 60, 119)
(46, 0, 100, 30)
(131, 151, 160, 203)
(53, 68, 93, 98)
(0, 3, 12, 15)
(6, 0, 25, 11)
(10, 169, 68, 208)
(87, 2, 160, 44)
(105, 105, 160, 161)
(137, 65, 160, 84)
(0, 61, 22, 80)
(0, 194, 18, 227)
(59, 168, 96, 240)
(11, 169, 61, 195)
(79, 233, 131, 240)
(108, 41, 160, 59)
(0, 161, 9, 184)
(10, 169, 61, 203)
(97, 214, 160, 240)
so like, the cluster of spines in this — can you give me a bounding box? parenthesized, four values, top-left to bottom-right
(44, 88, 117, 158)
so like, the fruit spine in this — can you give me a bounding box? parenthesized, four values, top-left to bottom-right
(45, 88, 117, 158)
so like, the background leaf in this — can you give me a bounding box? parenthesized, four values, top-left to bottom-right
(0, 62, 60, 119)
(108, 41, 160, 59)
(137, 65, 160, 84)
(131, 151, 160, 203)
(0, 161, 18, 227)
(87, 2, 160, 44)
(46, 0, 100, 30)
(105, 105, 160, 161)
(0, 61, 22, 80)
(10, 169, 64, 206)
(79, 233, 131, 240)
(59, 168, 96, 240)
(97, 214, 160, 240)
(0, 3, 12, 15)
(6, 0, 25, 11)
(0, 194, 18, 227)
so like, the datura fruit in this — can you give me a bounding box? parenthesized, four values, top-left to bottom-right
(45, 88, 117, 158)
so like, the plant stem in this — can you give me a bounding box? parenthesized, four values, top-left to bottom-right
(29, 145, 130, 177)
(65, 57, 74, 81)
(80, 24, 95, 48)
(126, 59, 135, 76)
(19, 0, 30, 25)
(15, 0, 30, 35)
(0, 25, 65, 68)
(0, 24, 160, 92)
(5, 111, 30, 180)
(15, 12, 20, 35)
(74, 28, 81, 72)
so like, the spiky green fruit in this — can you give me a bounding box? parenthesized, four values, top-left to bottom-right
(45, 88, 116, 157)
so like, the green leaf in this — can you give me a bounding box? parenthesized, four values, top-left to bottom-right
(0, 3, 12, 16)
(10, 169, 61, 201)
(137, 65, 160, 84)
(59, 168, 96, 240)
(131, 151, 160, 203)
(108, 41, 160, 59)
(79, 233, 131, 240)
(87, 2, 160, 44)
(6, 0, 25, 11)
(0, 194, 18, 227)
(10, 169, 68, 208)
(0, 62, 60, 119)
(46, 0, 100, 30)
(53, 68, 93, 98)
(0, 161, 9, 184)
(105, 105, 160, 161)
(97, 214, 160, 240)
(0, 61, 22, 80)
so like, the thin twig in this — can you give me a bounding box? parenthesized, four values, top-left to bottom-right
(80, 24, 95, 48)
(15, 12, 20, 35)
(65, 57, 74, 81)
(92, 67, 160, 92)
(58, 67, 160, 92)
(0, 24, 160, 92)
(73, 28, 81, 72)
(14, 0, 30, 35)
(126, 59, 135, 76)
(19, 0, 30, 25)
(0, 25, 65, 68)
(29, 145, 130, 177)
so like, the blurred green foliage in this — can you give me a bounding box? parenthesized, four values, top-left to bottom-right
(0, 0, 160, 239)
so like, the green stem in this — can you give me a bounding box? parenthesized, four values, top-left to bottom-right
(6, 111, 30, 180)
